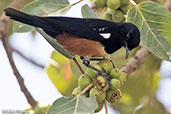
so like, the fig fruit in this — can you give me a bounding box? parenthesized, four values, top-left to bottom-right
(72, 87, 82, 96)
(95, 0, 106, 8)
(106, 89, 122, 103)
(89, 87, 106, 103)
(79, 74, 92, 90)
(107, 0, 121, 10)
(85, 64, 102, 79)
(110, 78, 121, 89)
(98, 59, 113, 74)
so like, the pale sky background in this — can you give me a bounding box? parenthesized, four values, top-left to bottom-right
(0, 0, 171, 114)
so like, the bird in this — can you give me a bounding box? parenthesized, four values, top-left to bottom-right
(4, 8, 140, 60)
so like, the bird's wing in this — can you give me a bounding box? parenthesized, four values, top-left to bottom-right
(43, 17, 114, 42)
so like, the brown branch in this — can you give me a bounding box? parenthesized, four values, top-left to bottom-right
(73, 57, 85, 74)
(12, 47, 44, 69)
(0, 0, 37, 109)
(99, 7, 107, 18)
(72, 0, 84, 6)
(121, 48, 150, 76)
(79, 83, 93, 95)
(104, 101, 108, 114)
(165, 0, 171, 11)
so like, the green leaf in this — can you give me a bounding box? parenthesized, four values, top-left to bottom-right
(45, 51, 77, 96)
(81, 4, 98, 18)
(127, 1, 171, 61)
(48, 4, 72, 16)
(48, 96, 98, 114)
(36, 28, 74, 59)
(13, 0, 71, 32)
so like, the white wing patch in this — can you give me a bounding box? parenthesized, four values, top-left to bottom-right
(99, 33, 111, 39)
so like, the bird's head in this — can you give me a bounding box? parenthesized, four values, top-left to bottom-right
(120, 23, 140, 58)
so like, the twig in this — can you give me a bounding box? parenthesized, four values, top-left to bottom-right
(79, 83, 93, 95)
(73, 57, 84, 74)
(165, 0, 171, 11)
(99, 7, 107, 18)
(121, 48, 150, 76)
(1, 36, 37, 109)
(0, 0, 37, 109)
(72, 0, 84, 6)
(104, 101, 108, 114)
(12, 47, 44, 69)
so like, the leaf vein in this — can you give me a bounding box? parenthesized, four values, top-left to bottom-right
(137, 7, 167, 52)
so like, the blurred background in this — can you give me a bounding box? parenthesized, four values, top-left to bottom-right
(0, 0, 171, 114)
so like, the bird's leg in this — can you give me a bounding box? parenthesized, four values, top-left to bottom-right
(90, 58, 105, 61)
(83, 57, 115, 68)
(81, 56, 111, 87)
(109, 60, 115, 68)
(81, 56, 101, 72)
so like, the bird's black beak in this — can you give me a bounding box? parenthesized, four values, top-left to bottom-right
(124, 41, 130, 59)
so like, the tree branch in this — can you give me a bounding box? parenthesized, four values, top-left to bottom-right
(121, 48, 150, 76)
(12, 47, 44, 69)
(72, 0, 84, 6)
(165, 0, 171, 11)
(0, 0, 37, 109)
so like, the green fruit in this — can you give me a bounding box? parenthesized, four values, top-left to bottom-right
(97, 8, 104, 15)
(72, 87, 82, 96)
(105, 7, 115, 15)
(119, 72, 127, 84)
(89, 87, 106, 103)
(85, 64, 102, 79)
(112, 10, 124, 22)
(97, 76, 105, 87)
(96, 76, 109, 91)
(110, 68, 121, 79)
(107, 0, 121, 10)
(121, 0, 129, 5)
(79, 74, 92, 90)
(95, 103, 103, 113)
(110, 78, 121, 89)
(97, 59, 113, 74)
(120, 2, 134, 14)
(94, 0, 106, 8)
(102, 12, 112, 21)
(106, 89, 122, 103)
(102, 82, 109, 91)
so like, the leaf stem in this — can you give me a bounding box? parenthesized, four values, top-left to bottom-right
(72, 0, 84, 6)
(99, 7, 107, 18)
(79, 83, 93, 95)
(104, 101, 108, 114)
(73, 57, 84, 74)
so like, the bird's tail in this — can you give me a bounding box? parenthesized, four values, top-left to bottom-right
(4, 8, 49, 29)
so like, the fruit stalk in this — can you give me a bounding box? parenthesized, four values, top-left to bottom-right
(79, 83, 93, 95)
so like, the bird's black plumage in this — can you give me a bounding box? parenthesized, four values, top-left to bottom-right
(4, 8, 140, 57)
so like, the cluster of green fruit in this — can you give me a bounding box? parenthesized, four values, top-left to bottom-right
(72, 59, 127, 113)
(94, 0, 134, 22)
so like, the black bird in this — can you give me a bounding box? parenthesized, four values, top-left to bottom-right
(4, 8, 140, 59)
